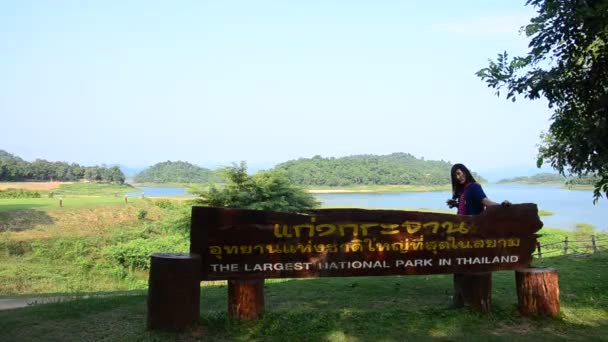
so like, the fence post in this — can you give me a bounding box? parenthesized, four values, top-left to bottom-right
(536, 241, 542, 258)
(563, 236, 569, 255)
(591, 235, 597, 253)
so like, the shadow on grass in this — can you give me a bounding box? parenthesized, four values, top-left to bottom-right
(0, 277, 606, 341)
(0, 254, 606, 341)
(0, 209, 55, 232)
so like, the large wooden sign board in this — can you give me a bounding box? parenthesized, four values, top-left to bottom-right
(190, 204, 543, 280)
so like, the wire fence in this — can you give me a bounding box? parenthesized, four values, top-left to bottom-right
(534, 235, 608, 258)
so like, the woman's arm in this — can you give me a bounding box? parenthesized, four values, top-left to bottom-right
(482, 198, 511, 207)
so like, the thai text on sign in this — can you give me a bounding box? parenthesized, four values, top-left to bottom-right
(190, 205, 543, 280)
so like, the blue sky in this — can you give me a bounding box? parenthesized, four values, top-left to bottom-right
(1, 1, 553, 179)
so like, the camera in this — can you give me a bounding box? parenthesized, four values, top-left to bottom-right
(446, 199, 459, 208)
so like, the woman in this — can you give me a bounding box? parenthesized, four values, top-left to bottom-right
(446, 163, 509, 215)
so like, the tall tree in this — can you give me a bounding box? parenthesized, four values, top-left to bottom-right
(476, 0, 608, 202)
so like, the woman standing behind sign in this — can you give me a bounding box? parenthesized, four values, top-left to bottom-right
(446, 163, 510, 214)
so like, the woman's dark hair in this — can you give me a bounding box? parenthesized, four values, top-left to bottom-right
(451, 163, 476, 199)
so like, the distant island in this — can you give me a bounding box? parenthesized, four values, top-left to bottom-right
(13, 149, 584, 188)
(497, 172, 598, 189)
(133, 161, 223, 184)
(497, 173, 565, 184)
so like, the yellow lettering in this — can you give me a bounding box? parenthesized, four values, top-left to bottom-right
(316, 224, 337, 236)
(423, 221, 440, 234)
(402, 221, 422, 234)
(380, 223, 400, 235)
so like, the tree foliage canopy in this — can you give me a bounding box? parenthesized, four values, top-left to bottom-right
(0, 150, 125, 183)
(274, 153, 485, 186)
(133, 161, 222, 183)
(476, 0, 608, 201)
(194, 162, 318, 213)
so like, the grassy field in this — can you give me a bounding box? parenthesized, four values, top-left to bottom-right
(0, 252, 606, 341)
(0, 196, 145, 213)
(0, 182, 606, 340)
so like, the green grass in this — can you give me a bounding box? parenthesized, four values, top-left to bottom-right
(0, 253, 606, 341)
(1, 193, 606, 340)
(0, 197, 144, 212)
(53, 182, 137, 196)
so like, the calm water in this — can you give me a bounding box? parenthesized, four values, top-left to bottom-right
(316, 184, 608, 231)
(132, 184, 607, 231)
(128, 186, 196, 198)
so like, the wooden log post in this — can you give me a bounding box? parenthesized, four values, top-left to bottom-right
(453, 273, 492, 313)
(147, 253, 201, 331)
(228, 279, 265, 319)
(515, 267, 560, 317)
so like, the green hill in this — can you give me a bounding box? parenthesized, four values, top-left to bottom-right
(273, 153, 486, 186)
(133, 160, 222, 183)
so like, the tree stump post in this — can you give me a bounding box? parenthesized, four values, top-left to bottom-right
(515, 267, 560, 317)
(453, 272, 492, 313)
(228, 279, 265, 320)
(147, 253, 202, 331)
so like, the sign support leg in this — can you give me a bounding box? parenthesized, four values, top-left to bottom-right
(453, 272, 492, 313)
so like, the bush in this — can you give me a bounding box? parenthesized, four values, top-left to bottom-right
(105, 234, 189, 271)
(153, 199, 176, 210)
(137, 209, 148, 220)
(0, 189, 41, 199)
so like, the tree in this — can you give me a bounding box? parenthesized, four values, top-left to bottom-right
(194, 162, 319, 212)
(476, 0, 608, 202)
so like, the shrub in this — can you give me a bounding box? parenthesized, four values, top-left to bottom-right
(0, 189, 41, 199)
(153, 199, 176, 210)
(105, 234, 189, 271)
(137, 209, 148, 220)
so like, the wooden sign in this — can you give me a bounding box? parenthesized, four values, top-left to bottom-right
(190, 204, 543, 280)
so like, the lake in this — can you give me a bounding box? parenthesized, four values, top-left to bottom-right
(132, 184, 607, 231)
(128, 186, 196, 198)
(317, 184, 607, 231)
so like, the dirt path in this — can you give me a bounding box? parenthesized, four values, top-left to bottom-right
(0, 296, 67, 310)
(0, 292, 143, 311)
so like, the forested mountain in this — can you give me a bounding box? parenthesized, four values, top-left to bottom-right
(133, 161, 222, 183)
(273, 153, 486, 186)
(0, 150, 125, 183)
(497, 173, 566, 184)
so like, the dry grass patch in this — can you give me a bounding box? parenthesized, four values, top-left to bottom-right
(2, 203, 163, 240)
(0, 182, 71, 191)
